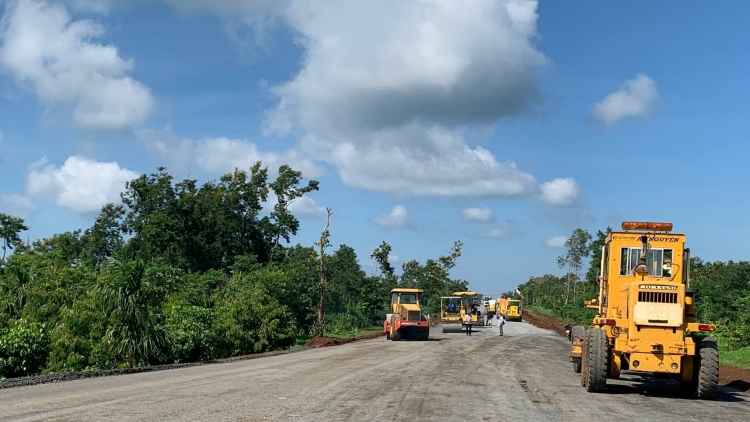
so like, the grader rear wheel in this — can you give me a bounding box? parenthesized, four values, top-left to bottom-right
(585, 328, 608, 393)
(683, 336, 719, 399)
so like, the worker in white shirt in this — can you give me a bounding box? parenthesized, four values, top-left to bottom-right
(497, 313, 505, 336)
(464, 313, 473, 336)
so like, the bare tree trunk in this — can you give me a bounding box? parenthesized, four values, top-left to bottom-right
(313, 208, 332, 337)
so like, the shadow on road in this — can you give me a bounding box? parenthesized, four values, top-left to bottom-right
(604, 374, 748, 402)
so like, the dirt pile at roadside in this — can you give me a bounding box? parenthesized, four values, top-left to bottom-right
(303, 331, 385, 348)
(523, 309, 750, 391)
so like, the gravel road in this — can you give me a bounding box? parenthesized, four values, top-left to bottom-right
(2, 321, 749, 421)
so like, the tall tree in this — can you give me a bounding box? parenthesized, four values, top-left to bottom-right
(266, 165, 320, 261)
(0, 213, 28, 262)
(371, 241, 395, 277)
(312, 208, 333, 336)
(557, 228, 592, 304)
(584, 226, 612, 297)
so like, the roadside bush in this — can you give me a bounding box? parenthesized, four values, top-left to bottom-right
(325, 312, 372, 336)
(164, 305, 224, 363)
(0, 319, 50, 378)
(216, 274, 298, 355)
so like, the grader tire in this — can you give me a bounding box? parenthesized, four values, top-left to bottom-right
(585, 329, 608, 393)
(580, 329, 590, 387)
(571, 326, 585, 373)
(571, 326, 585, 341)
(386, 330, 391, 340)
(692, 337, 719, 399)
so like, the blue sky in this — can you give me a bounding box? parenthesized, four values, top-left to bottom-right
(0, 0, 748, 297)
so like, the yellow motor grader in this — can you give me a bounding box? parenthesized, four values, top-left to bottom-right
(569, 222, 718, 399)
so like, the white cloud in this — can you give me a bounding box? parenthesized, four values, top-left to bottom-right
(591, 74, 659, 126)
(26, 155, 138, 214)
(0, 0, 155, 130)
(0, 193, 38, 219)
(374, 205, 415, 230)
(159, 0, 581, 204)
(544, 236, 567, 248)
(288, 195, 327, 219)
(388, 254, 400, 263)
(461, 206, 494, 222)
(539, 178, 580, 206)
(136, 128, 326, 180)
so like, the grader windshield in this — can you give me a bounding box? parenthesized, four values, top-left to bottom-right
(619, 248, 674, 277)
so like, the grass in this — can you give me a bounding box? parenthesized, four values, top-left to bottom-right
(527, 306, 556, 317)
(720, 347, 750, 370)
(323, 327, 381, 339)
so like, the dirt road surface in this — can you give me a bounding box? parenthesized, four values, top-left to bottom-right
(2, 322, 749, 421)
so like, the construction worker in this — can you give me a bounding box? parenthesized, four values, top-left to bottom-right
(497, 313, 505, 336)
(464, 312, 473, 336)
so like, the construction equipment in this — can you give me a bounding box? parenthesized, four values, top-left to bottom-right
(506, 299, 523, 321)
(384, 288, 430, 341)
(496, 298, 509, 318)
(440, 291, 481, 333)
(440, 296, 464, 333)
(570, 222, 719, 399)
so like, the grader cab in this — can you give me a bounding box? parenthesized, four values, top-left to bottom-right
(384, 288, 430, 341)
(569, 222, 719, 399)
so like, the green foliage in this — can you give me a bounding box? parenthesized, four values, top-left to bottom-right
(0, 162, 477, 378)
(164, 306, 223, 363)
(0, 213, 28, 262)
(0, 319, 49, 379)
(217, 273, 298, 354)
(95, 256, 181, 367)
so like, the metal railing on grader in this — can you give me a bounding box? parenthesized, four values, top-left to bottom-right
(568, 222, 719, 399)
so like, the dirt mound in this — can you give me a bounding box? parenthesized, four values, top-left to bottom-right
(523, 310, 568, 337)
(523, 310, 750, 390)
(303, 331, 385, 348)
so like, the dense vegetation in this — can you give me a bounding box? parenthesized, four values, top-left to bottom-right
(0, 162, 468, 379)
(517, 226, 750, 364)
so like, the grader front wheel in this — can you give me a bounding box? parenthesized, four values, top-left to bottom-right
(571, 326, 585, 373)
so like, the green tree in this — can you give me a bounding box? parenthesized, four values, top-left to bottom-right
(95, 255, 181, 367)
(312, 208, 333, 336)
(265, 165, 320, 261)
(557, 228, 592, 304)
(0, 214, 28, 262)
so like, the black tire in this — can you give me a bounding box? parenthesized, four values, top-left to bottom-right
(392, 330, 402, 341)
(572, 326, 585, 341)
(386, 330, 390, 340)
(585, 328, 608, 393)
(689, 337, 719, 399)
(580, 329, 591, 387)
(571, 326, 585, 373)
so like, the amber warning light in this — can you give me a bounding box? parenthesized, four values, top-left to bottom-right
(621, 222, 673, 232)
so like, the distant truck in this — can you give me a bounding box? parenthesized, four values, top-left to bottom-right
(496, 298, 509, 318)
(506, 299, 523, 321)
(384, 288, 430, 341)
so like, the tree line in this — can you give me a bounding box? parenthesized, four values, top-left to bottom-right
(517, 226, 750, 352)
(0, 162, 468, 379)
